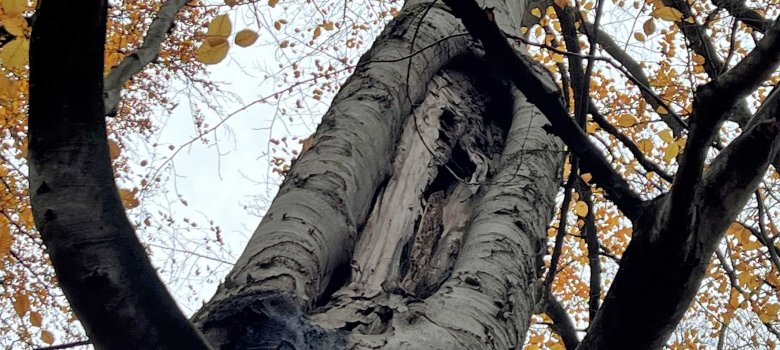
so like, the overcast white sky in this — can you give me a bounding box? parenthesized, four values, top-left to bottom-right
(133, 6, 363, 313)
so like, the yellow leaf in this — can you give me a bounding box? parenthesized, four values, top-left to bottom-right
(108, 139, 121, 160)
(195, 38, 229, 65)
(728, 288, 741, 309)
(574, 201, 588, 217)
(651, 6, 683, 22)
(207, 14, 232, 39)
(322, 21, 334, 31)
(656, 105, 669, 114)
(617, 114, 637, 127)
(224, 0, 239, 6)
(658, 129, 674, 143)
(643, 18, 655, 35)
(40, 330, 54, 345)
(633, 32, 645, 41)
(1, 14, 26, 36)
(299, 135, 314, 156)
(554, 0, 568, 8)
(731, 223, 762, 250)
(531, 7, 542, 18)
(206, 35, 226, 47)
(0, 223, 11, 258)
(0, 74, 15, 97)
(586, 122, 597, 133)
(0, 38, 28, 68)
(692, 54, 705, 65)
(2, 0, 25, 16)
(581, 173, 592, 183)
(737, 271, 752, 287)
(312, 26, 322, 40)
(234, 29, 258, 47)
(29, 311, 42, 327)
(760, 303, 780, 323)
(268, 0, 279, 7)
(663, 141, 679, 162)
(273, 21, 282, 30)
(119, 188, 140, 209)
(13, 292, 29, 316)
(637, 138, 653, 152)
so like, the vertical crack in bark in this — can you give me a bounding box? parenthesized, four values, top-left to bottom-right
(193, 5, 473, 345)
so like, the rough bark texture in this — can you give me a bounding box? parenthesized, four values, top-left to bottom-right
(189, 0, 567, 348)
(28, 1, 210, 349)
(445, 1, 780, 349)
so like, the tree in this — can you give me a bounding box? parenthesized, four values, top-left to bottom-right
(25, 0, 780, 349)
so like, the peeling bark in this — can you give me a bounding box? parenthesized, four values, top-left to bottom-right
(190, 1, 567, 348)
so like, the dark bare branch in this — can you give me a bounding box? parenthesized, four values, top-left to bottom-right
(28, 1, 211, 348)
(444, 0, 645, 219)
(663, 0, 754, 125)
(103, 0, 190, 115)
(579, 90, 780, 350)
(669, 16, 780, 224)
(712, 0, 773, 33)
(543, 289, 581, 350)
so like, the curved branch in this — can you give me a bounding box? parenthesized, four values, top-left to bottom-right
(663, 0, 754, 125)
(28, 1, 211, 348)
(444, 0, 646, 219)
(712, 0, 773, 33)
(669, 16, 780, 223)
(103, 0, 190, 116)
(544, 289, 581, 350)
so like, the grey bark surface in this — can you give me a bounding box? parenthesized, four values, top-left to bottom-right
(190, 0, 568, 348)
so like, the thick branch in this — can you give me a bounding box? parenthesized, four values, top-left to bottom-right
(103, 0, 189, 115)
(712, 0, 773, 33)
(544, 289, 580, 350)
(664, 0, 754, 125)
(444, 0, 645, 219)
(669, 16, 780, 225)
(191, 2, 475, 347)
(577, 180, 602, 321)
(579, 93, 780, 350)
(28, 1, 210, 349)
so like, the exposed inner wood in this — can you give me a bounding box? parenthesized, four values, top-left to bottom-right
(309, 67, 510, 334)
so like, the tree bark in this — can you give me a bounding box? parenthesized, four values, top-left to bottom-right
(28, 1, 210, 349)
(190, 0, 567, 348)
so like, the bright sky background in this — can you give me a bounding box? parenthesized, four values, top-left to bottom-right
(134, 6, 356, 314)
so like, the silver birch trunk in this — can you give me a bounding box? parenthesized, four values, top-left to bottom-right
(191, 1, 565, 348)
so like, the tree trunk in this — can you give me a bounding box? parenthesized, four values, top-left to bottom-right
(191, 1, 564, 348)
